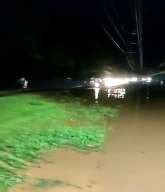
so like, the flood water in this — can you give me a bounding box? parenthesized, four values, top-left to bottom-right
(64, 83, 165, 106)
(10, 82, 165, 192)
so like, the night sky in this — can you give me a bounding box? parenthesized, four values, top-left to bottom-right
(0, 0, 164, 79)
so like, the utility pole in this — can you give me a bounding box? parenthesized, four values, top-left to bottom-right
(126, 30, 137, 71)
(135, 0, 143, 72)
(102, 0, 143, 72)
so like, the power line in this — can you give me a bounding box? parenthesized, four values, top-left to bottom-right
(102, 25, 134, 71)
(102, 26, 126, 54)
(110, 0, 127, 36)
(103, 4, 127, 47)
(102, 0, 141, 71)
(135, 0, 143, 71)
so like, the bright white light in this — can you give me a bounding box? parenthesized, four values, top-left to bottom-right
(109, 88, 126, 99)
(141, 77, 152, 83)
(103, 77, 130, 88)
(141, 77, 147, 81)
(94, 88, 100, 102)
(94, 82, 100, 88)
(147, 77, 152, 82)
(107, 88, 111, 98)
(130, 77, 138, 82)
(161, 80, 164, 86)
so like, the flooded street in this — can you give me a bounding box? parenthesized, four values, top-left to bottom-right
(1, 0, 165, 190)
(11, 86, 165, 192)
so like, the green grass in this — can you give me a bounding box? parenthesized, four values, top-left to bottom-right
(0, 92, 118, 191)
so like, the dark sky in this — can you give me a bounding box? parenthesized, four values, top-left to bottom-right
(144, 0, 165, 68)
(0, 0, 165, 79)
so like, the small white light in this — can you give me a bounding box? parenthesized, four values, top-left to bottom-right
(147, 77, 152, 82)
(94, 82, 100, 88)
(130, 77, 138, 82)
(141, 77, 146, 81)
(103, 77, 130, 88)
(141, 77, 152, 83)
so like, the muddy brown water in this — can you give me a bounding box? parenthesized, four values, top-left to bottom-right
(10, 87, 165, 192)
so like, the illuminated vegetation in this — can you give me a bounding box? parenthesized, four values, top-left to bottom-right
(0, 92, 118, 191)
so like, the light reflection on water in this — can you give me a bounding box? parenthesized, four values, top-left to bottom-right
(59, 83, 165, 106)
(94, 87, 126, 102)
(108, 88, 126, 99)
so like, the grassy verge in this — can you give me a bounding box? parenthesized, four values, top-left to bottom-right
(0, 92, 118, 191)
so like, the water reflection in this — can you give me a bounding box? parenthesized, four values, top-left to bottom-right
(94, 87, 126, 102)
(110, 88, 126, 99)
(94, 87, 100, 103)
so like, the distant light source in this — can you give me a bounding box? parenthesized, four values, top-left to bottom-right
(130, 77, 138, 82)
(141, 77, 152, 83)
(147, 77, 152, 83)
(103, 77, 130, 88)
(94, 82, 100, 88)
